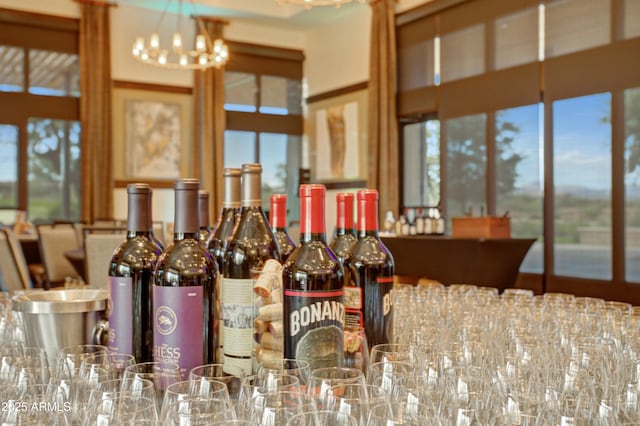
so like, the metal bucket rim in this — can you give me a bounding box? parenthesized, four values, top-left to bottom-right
(11, 289, 108, 314)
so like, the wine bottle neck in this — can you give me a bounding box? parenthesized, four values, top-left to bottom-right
(301, 232, 326, 244)
(174, 186, 199, 234)
(357, 199, 379, 234)
(270, 195, 288, 229)
(127, 193, 151, 233)
(358, 229, 379, 238)
(174, 232, 197, 241)
(335, 227, 355, 237)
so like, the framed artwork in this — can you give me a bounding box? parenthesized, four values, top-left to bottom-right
(307, 84, 368, 184)
(112, 81, 193, 186)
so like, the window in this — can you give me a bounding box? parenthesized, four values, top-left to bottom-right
(445, 114, 487, 219)
(398, 0, 640, 298)
(223, 42, 303, 222)
(0, 11, 80, 223)
(496, 104, 543, 273)
(402, 120, 440, 207)
(625, 87, 640, 282)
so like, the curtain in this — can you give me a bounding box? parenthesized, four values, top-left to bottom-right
(194, 19, 227, 222)
(78, 0, 114, 223)
(368, 0, 399, 221)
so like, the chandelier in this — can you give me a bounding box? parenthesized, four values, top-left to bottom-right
(132, 1, 228, 70)
(277, 0, 366, 8)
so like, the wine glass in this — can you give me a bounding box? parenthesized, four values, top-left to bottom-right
(189, 363, 246, 404)
(237, 374, 300, 420)
(123, 361, 181, 411)
(286, 410, 358, 426)
(82, 395, 158, 426)
(162, 397, 237, 425)
(249, 390, 317, 425)
(257, 358, 311, 390)
(159, 379, 230, 423)
(306, 367, 365, 409)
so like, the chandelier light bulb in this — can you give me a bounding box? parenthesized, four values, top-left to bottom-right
(141, 51, 149, 61)
(196, 34, 206, 52)
(172, 32, 183, 51)
(179, 54, 188, 67)
(198, 54, 208, 66)
(158, 50, 168, 65)
(150, 33, 160, 50)
(134, 37, 145, 52)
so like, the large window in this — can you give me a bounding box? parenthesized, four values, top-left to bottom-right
(0, 11, 80, 223)
(397, 0, 640, 298)
(223, 43, 303, 222)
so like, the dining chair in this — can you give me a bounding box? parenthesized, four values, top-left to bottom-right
(83, 228, 126, 288)
(36, 223, 80, 288)
(0, 228, 33, 292)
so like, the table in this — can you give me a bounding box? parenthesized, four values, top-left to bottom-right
(380, 235, 536, 292)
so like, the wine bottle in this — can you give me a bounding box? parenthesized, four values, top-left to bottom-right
(198, 189, 212, 247)
(208, 168, 241, 270)
(329, 192, 356, 265)
(147, 188, 164, 251)
(108, 184, 162, 362)
(270, 194, 296, 262)
(222, 164, 281, 374)
(283, 184, 345, 371)
(153, 179, 217, 379)
(345, 189, 394, 347)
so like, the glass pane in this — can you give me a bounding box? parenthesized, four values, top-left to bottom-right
(223, 130, 256, 168)
(545, 0, 610, 58)
(445, 114, 487, 222)
(553, 93, 612, 280)
(224, 72, 257, 112)
(259, 76, 302, 116)
(28, 49, 80, 97)
(399, 39, 435, 90)
(625, 87, 640, 282)
(27, 118, 81, 222)
(0, 124, 19, 208)
(259, 133, 295, 219)
(403, 121, 440, 208)
(0, 46, 24, 92)
(496, 104, 543, 273)
(624, 0, 640, 39)
(441, 24, 485, 83)
(494, 7, 539, 70)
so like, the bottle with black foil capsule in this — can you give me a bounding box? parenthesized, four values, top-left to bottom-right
(198, 190, 212, 247)
(207, 168, 241, 363)
(283, 184, 345, 371)
(270, 194, 296, 262)
(222, 164, 281, 374)
(345, 189, 394, 347)
(153, 179, 217, 379)
(208, 168, 241, 270)
(329, 192, 357, 265)
(108, 184, 162, 362)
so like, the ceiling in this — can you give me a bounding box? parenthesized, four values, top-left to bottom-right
(116, 0, 367, 30)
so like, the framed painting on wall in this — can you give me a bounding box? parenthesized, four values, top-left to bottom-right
(112, 80, 193, 187)
(307, 83, 368, 185)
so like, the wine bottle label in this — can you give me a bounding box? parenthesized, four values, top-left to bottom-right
(344, 286, 363, 329)
(153, 285, 203, 380)
(221, 277, 255, 374)
(108, 276, 132, 356)
(283, 289, 345, 371)
(366, 276, 394, 347)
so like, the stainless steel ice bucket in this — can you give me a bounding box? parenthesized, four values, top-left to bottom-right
(12, 289, 109, 361)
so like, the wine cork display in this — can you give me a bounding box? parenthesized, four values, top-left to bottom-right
(253, 259, 284, 363)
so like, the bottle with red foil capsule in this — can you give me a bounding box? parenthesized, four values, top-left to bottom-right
(270, 194, 296, 262)
(153, 179, 217, 379)
(283, 184, 345, 371)
(344, 189, 394, 347)
(329, 192, 357, 265)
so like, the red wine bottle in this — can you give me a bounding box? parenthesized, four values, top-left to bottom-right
(222, 164, 281, 374)
(283, 184, 344, 371)
(270, 194, 296, 262)
(345, 189, 394, 347)
(198, 190, 212, 247)
(153, 179, 217, 379)
(329, 192, 356, 265)
(208, 168, 241, 271)
(108, 184, 162, 362)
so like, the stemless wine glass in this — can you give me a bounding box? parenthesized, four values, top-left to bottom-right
(237, 374, 301, 420)
(286, 410, 358, 426)
(54, 344, 108, 381)
(189, 363, 246, 404)
(162, 397, 237, 425)
(159, 379, 230, 423)
(257, 358, 311, 390)
(123, 361, 181, 411)
(249, 391, 317, 426)
(82, 395, 158, 426)
(307, 367, 366, 409)
(81, 352, 136, 380)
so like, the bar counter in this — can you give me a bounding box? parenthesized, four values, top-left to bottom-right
(381, 235, 535, 291)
